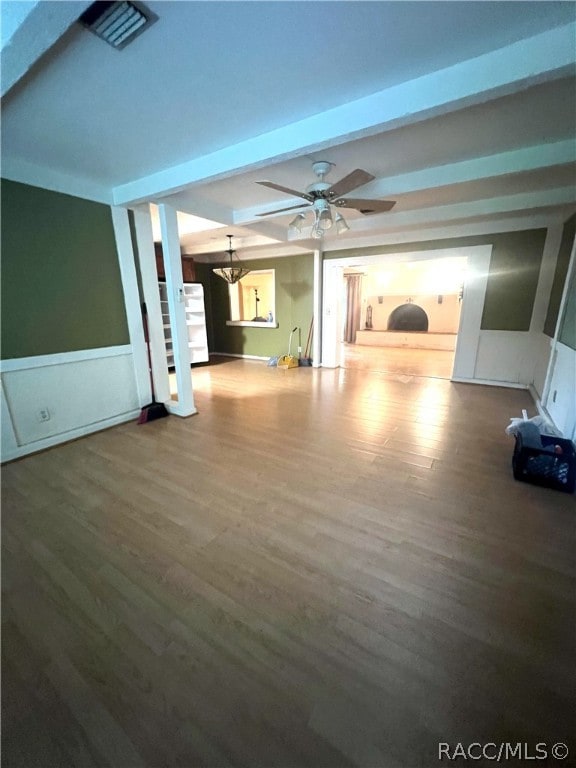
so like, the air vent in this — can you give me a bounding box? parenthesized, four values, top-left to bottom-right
(80, 1, 157, 49)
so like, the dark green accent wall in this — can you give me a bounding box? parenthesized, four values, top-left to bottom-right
(326, 229, 547, 331)
(480, 230, 546, 331)
(544, 213, 576, 338)
(1, 179, 129, 359)
(201, 254, 313, 358)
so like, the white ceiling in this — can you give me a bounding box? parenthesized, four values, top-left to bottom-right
(1, 1, 575, 258)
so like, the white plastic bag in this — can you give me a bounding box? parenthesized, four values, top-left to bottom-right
(505, 409, 562, 438)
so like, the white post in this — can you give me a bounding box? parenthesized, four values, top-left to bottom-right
(321, 259, 343, 368)
(158, 203, 196, 416)
(313, 248, 322, 367)
(451, 246, 492, 380)
(132, 205, 170, 405)
(110, 206, 150, 405)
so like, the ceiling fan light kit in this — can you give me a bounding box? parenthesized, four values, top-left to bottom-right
(256, 160, 396, 239)
(213, 235, 250, 284)
(335, 212, 350, 234)
(288, 212, 306, 234)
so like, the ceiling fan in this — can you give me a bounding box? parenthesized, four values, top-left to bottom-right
(255, 161, 396, 237)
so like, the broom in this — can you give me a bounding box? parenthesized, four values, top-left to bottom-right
(300, 317, 313, 366)
(138, 303, 169, 424)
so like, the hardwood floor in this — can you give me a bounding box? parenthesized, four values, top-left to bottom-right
(2, 358, 575, 768)
(341, 344, 455, 379)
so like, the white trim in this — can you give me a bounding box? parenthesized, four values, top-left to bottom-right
(452, 249, 491, 380)
(360, 141, 576, 200)
(226, 268, 276, 323)
(312, 248, 322, 368)
(211, 352, 269, 361)
(158, 203, 197, 416)
(189, 217, 565, 265)
(0, 156, 112, 205)
(528, 383, 546, 416)
(321, 246, 492, 380)
(132, 205, 171, 404)
(321, 214, 565, 256)
(321, 259, 343, 368)
(1, 379, 18, 455)
(1, 409, 140, 464)
(542, 232, 576, 408)
(226, 321, 278, 328)
(0, 345, 132, 373)
(111, 206, 150, 407)
(451, 377, 528, 390)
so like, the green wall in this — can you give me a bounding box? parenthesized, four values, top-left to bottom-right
(203, 228, 549, 357)
(544, 212, 576, 339)
(325, 229, 547, 331)
(1, 179, 129, 359)
(203, 253, 314, 358)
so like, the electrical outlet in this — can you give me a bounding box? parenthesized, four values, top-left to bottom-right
(37, 408, 51, 423)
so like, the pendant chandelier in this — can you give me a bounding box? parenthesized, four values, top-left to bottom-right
(212, 235, 250, 284)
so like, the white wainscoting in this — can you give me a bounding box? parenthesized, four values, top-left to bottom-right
(474, 331, 531, 385)
(543, 341, 576, 440)
(1, 345, 140, 462)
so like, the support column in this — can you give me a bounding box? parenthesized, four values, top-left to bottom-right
(111, 206, 150, 405)
(132, 205, 170, 405)
(158, 203, 196, 417)
(313, 247, 322, 367)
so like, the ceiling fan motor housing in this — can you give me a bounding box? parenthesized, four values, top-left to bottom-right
(306, 181, 331, 197)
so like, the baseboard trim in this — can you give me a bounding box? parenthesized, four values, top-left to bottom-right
(211, 352, 269, 361)
(528, 383, 543, 413)
(450, 377, 528, 390)
(1, 409, 141, 463)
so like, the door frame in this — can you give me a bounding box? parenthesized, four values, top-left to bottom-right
(321, 245, 492, 381)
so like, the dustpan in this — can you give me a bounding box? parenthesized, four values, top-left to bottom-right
(277, 354, 299, 369)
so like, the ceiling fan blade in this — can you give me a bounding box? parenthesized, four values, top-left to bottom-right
(335, 198, 396, 214)
(326, 169, 375, 199)
(256, 203, 310, 217)
(256, 181, 313, 201)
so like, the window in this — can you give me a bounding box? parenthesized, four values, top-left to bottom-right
(226, 269, 277, 327)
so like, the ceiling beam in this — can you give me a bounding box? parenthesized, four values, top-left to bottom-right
(347, 187, 576, 233)
(0, 154, 112, 204)
(156, 193, 235, 226)
(1, 1, 92, 97)
(182, 232, 310, 258)
(234, 140, 576, 225)
(361, 140, 576, 198)
(112, 22, 576, 206)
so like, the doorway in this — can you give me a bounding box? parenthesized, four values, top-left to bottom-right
(341, 257, 466, 379)
(322, 246, 493, 382)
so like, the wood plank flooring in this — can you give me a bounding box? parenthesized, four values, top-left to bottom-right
(2, 358, 575, 768)
(341, 344, 455, 379)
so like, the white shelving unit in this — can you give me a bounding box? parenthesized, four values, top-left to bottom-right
(159, 282, 209, 367)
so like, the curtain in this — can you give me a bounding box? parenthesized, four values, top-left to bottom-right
(344, 274, 363, 343)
